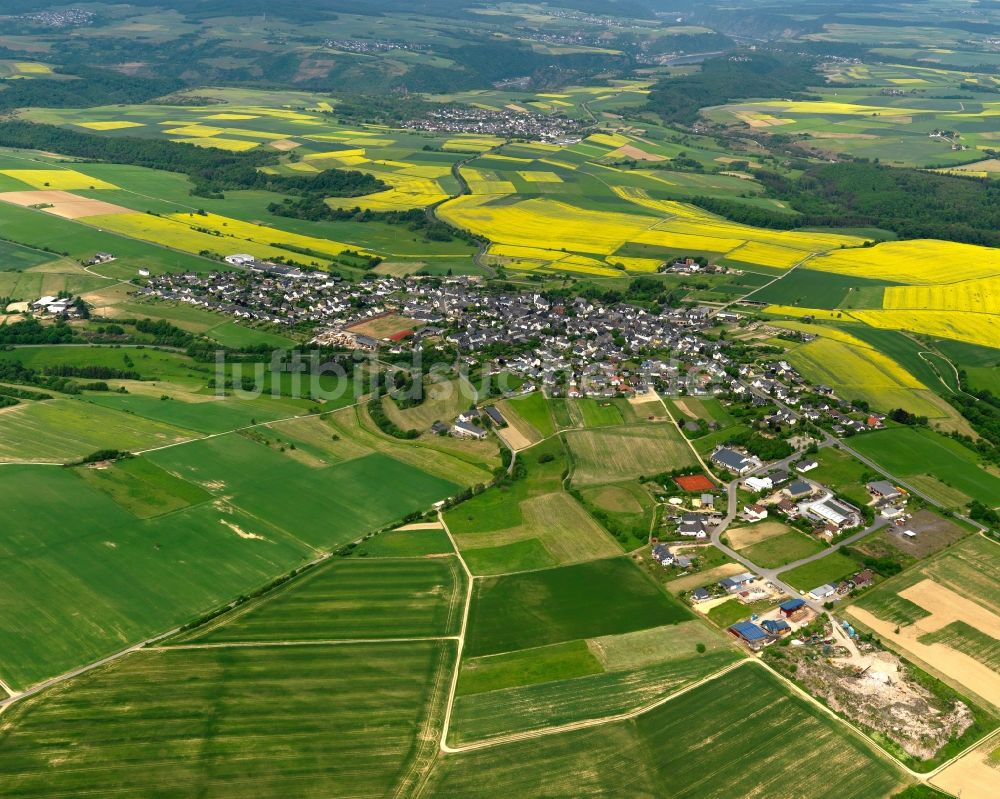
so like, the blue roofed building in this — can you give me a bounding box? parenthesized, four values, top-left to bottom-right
(729, 621, 769, 649)
(779, 598, 806, 617)
(762, 619, 791, 636)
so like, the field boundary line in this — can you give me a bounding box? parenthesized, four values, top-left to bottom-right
(438, 657, 748, 754)
(651, 391, 723, 485)
(436, 509, 475, 753)
(150, 636, 460, 650)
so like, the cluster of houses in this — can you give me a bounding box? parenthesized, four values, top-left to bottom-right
(141, 262, 346, 327)
(401, 106, 581, 143)
(728, 597, 816, 650)
(141, 270, 735, 398)
(806, 568, 875, 603)
(738, 465, 864, 536)
(732, 356, 887, 436)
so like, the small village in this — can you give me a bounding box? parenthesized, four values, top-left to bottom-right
(402, 106, 583, 142)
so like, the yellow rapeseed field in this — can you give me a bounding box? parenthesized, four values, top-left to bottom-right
(849, 310, 1000, 349)
(172, 137, 260, 152)
(517, 171, 563, 182)
(442, 136, 504, 153)
(439, 196, 653, 255)
(333, 172, 449, 211)
(75, 121, 146, 131)
(785, 336, 948, 419)
(806, 240, 1000, 283)
(882, 277, 1000, 315)
(726, 241, 813, 268)
(606, 256, 663, 272)
(586, 132, 630, 147)
(166, 212, 361, 258)
(463, 168, 516, 194)
(82, 213, 293, 261)
(13, 62, 52, 74)
(163, 125, 226, 137)
(0, 169, 118, 190)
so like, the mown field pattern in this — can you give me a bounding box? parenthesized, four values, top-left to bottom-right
(179, 558, 466, 643)
(0, 642, 452, 799)
(425, 664, 905, 797)
(464, 558, 690, 657)
(566, 424, 696, 485)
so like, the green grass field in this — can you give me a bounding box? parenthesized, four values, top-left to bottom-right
(450, 648, 738, 745)
(849, 427, 1000, 508)
(457, 640, 603, 697)
(566, 424, 697, 486)
(573, 398, 624, 428)
(0, 464, 314, 689)
(780, 550, 862, 591)
(464, 557, 691, 657)
(146, 435, 460, 549)
(0, 398, 196, 462)
(920, 621, 1000, 671)
(0, 239, 60, 270)
(454, 491, 621, 576)
(425, 664, 906, 797)
(500, 391, 555, 440)
(178, 557, 466, 643)
(350, 527, 454, 557)
(0, 641, 453, 798)
(0, 431, 459, 688)
(74, 456, 212, 518)
(83, 393, 292, 435)
(740, 531, 828, 569)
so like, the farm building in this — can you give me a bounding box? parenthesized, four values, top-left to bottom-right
(867, 480, 902, 500)
(225, 253, 255, 266)
(850, 569, 875, 589)
(761, 619, 791, 636)
(720, 572, 756, 593)
(452, 420, 488, 440)
(484, 406, 506, 426)
(711, 448, 760, 475)
(784, 479, 814, 499)
(808, 584, 837, 600)
(743, 475, 772, 492)
(729, 621, 769, 649)
(800, 493, 860, 529)
(779, 598, 806, 617)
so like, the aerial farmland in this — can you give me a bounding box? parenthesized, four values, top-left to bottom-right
(0, 0, 998, 796)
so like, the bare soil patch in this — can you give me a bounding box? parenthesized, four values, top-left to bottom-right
(667, 562, 745, 593)
(496, 424, 533, 451)
(270, 139, 300, 151)
(727, 521, 791, 550)
(0, 190, 131, 219)
(850, 597, 1000, 710)
(397, 522, 444, 531)
(616, 144, 665, 161)
(931, 740, 1000, 799)
(880, 510, 970, 558)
